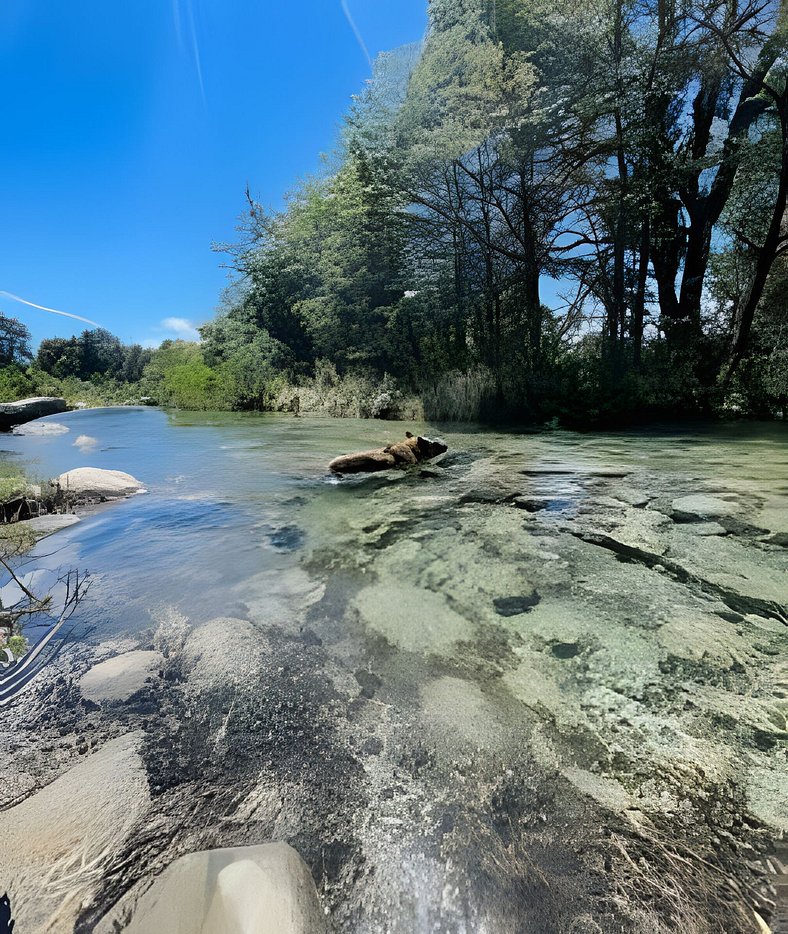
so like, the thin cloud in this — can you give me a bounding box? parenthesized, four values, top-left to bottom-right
(172, 0, 183, 45)
(173, 0, 206, 103)
(340, 0, 373, 70)
(0, 291, 99, 327)
(161, 316, 199, 336)
(141, 317, 201, 348)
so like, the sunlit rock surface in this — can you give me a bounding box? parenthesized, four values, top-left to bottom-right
(98, 843, 326, 934)
(55, 467, 143, 499)
(0, 734, 149, 933)
(79, 650, 162, 703)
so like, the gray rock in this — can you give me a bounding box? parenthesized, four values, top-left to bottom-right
(11, 420, 69, 436)
(690, 522, 728, 537)
(24, 514, 81, 537)
(0, 397, 68, 431)
(112, 843, 327, 934)
(614, 488, 651, 508)
(671, 494, 739, 521)
(79, 650, 162, 703)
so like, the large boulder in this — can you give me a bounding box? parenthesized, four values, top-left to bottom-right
(0, 397, 68, 431)
(55, 467, 143, 500)
(108, 843, 327, 934)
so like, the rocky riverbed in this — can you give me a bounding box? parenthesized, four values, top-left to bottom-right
(0, 417, 785, 933)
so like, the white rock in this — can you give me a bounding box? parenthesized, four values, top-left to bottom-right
(112, 843, 327, 934)
(80, 650, 162, 702)
(55, 467, 143, 499)
(0, 734, 149, 933)
(73, 434, 98, 450)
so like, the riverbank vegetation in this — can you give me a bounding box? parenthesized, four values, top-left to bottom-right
(1, 0, 786, 425)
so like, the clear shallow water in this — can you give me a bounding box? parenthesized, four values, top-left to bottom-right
(0, 408, 785, 644)
(1, 408, 325, 638)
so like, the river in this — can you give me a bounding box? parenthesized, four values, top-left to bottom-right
(0, 407, 786, 933)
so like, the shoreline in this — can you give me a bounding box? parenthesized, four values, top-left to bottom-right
(2, 394, 787, 431)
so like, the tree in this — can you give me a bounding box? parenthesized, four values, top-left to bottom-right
(119, 344, 154, 383)
(0, 315, 32, 367)
(204, 0, 788, 422)
(78, 328, 124, 379)
(36, 337, 71, 374)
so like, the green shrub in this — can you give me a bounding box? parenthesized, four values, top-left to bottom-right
(6, 634, 28, 659)
(0, 365, 35, 402)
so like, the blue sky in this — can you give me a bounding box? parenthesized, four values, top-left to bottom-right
(0, 0, 427, 350)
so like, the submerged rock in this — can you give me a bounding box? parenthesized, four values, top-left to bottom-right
(493, 592, 541, 616)
(11, 420, 69, 436)
(0, 397, 68, 431)
(107, 843, 327, 934)
(55, 467, 143, 500)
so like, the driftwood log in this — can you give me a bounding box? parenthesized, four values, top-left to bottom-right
(329, 432, 447, 474)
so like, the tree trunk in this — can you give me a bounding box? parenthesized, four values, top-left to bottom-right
(723, 100, 788, 388)
(632, 218, 650, 369)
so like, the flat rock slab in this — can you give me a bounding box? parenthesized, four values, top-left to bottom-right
(671, 494, 739, 519)
(689, 521, 729, 537)
(56, 467, 143, 499)
(354, 582, 475, 654)
(613, 488, 651, 507)
(0, 397, 68, 431)
(80, 650, 162, 702)
(25, 513, 81, 533)
(106, 843, 327, 934)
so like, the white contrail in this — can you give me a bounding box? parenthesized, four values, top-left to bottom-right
(173, 0, 206, 103)
(340, 0, 373, 70)
(0, 292, 99, 327)
(185, 0, 206, 103)
(172, 0, 183, 46)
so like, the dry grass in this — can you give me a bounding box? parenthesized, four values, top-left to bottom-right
(421, 369, 497, 422)
(275, 366, 424, 420)
(608, 824, 767, 934)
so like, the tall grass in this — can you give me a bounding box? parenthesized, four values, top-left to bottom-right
(421, 369, 497, 422)
(275, 362, 424, 420)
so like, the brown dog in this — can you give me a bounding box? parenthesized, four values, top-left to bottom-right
(329, 432, 447, 474)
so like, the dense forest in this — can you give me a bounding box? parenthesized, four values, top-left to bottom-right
(3, 0, 787, 423)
